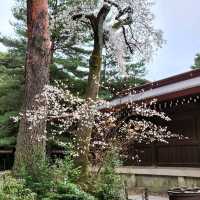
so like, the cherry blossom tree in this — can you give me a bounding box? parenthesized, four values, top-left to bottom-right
(50, 0, 163, 177)
(51, 0, 163, 99)
(51, 86, 175, 166)
(12, 81, 179, 182)
(12, 0, 164, 178)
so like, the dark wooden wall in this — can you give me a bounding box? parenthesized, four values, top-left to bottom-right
(0, 149, 14, 170)
(125, 100, 200, 167)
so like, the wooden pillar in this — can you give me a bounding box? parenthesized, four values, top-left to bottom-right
(152, 142, 157, 166)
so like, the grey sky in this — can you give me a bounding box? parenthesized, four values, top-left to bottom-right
(148, 0, 200, 80)
(0, 0, 200, 81)
(0, 1, 14, 51)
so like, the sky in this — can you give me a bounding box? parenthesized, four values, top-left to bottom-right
(0, 1, 15, 51)
(147, 0, 200, 80)
(0, 0, 200, 81)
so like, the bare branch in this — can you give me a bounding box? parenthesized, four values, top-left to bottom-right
(122, 26, 133, 54)
(97, 4, 111, 24)
(104, 0, 121, 10)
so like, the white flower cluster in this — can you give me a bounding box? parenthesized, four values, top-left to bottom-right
(49, 0, 163, 67)
(12, 83, 175, 162)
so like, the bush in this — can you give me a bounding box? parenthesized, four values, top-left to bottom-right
(0, 153, 125, 200)
(0, 173, 36, 200)
(44, 182, 96, 200)
(18, 156, 96, 200)
(94, 151, 126, 200)
(43, 194, 91, 200)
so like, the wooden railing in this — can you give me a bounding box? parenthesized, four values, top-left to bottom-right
(1, 140, 200, 171)
(125, 140, 200, 167)
(0, 148, 66, 171)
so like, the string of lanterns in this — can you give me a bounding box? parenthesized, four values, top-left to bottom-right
(155, 95, 200, 110)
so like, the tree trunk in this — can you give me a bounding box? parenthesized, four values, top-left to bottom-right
(13, 0, 51, 175)
(76, 5, 110, 182)
(86, 32, 103, 100)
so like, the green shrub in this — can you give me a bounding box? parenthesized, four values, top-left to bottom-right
(0, 153, 125, 200)
(43, 193, 90, 200)
(44, 182, 96, 200)
(0, 174, 36, 200)
(18, 156, 96, 200)
(17, 158, 54, 198)
(94, 151, 126, 200)
(51, 155, 81, 184)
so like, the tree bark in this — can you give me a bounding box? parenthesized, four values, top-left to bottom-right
(76, 5, 110, 182)
(86, 5, 110, 100)
(13, 0, 51, 175)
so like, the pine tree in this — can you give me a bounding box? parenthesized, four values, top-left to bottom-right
(0, 0, 92, 96)
(0, 56, 23, 147)
(191, 53, 200, 69)
(0, 0, 27, 67)
(101, 58, 148, 99)
(13, 0, 51, 173)
(0, 0, 92, 149)
(0, 0, 26, 147)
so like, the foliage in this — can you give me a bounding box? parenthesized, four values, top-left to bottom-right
(0, 0, 91, 96)
(0, 1, 168, 198)
(0, 152, 127, 200)
(50, 57, 88, 97)
(16, 155, 96, 200)
(101, 61, 148, 99)
(45, 183, 96, 200)
(0, 65, 23, 113)
(49, 0, 163, 108)
(11, 85, 174, 164)
(14, 151, 127, 200)
(0, 1, 26, 147)
(52, 0, 163, 66)
(0, 0, 91, 147)
(0, 155, 97, 200)
(94, 151, 125, 200)
(191, 53, 200, 69)
(0, 174, 36, 200)
(0, 0, 156, 99)
(0, 63, 23, 147)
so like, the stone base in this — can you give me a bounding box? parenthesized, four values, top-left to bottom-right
(117, 167, 200, 194)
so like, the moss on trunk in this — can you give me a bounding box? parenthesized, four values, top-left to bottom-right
(76, 5, 111, 183)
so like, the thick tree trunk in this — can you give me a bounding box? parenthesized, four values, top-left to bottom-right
(76, 33, 103, 184)
(13, 0, 51, 175)
(86, 36, 103, 100)
(76, 5, 110, 182)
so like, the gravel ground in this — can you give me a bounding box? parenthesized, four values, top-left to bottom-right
(129, 194, 168, 200)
